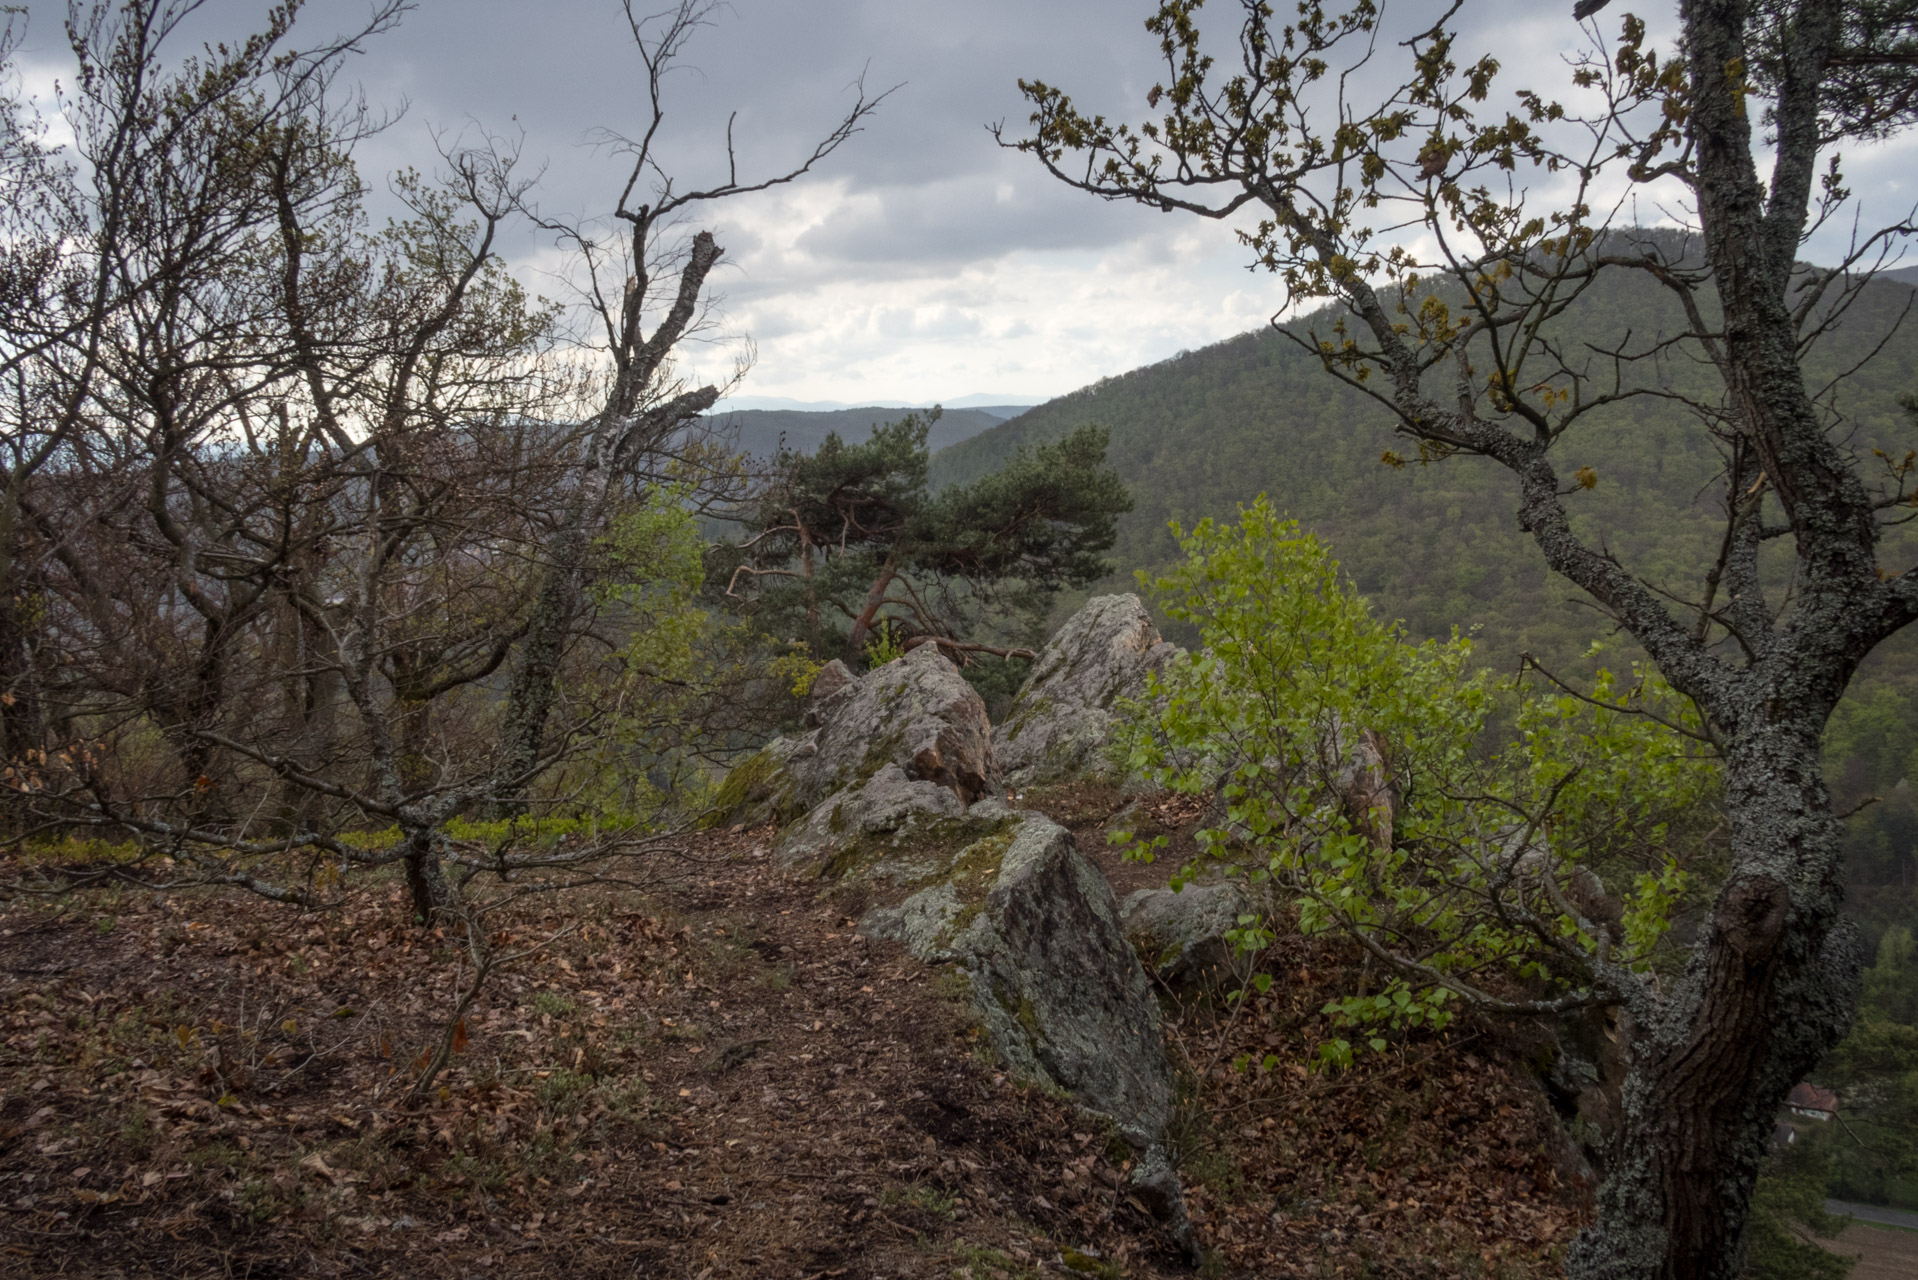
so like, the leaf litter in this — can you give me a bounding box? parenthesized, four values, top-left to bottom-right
(0, 815, 1583, 1278)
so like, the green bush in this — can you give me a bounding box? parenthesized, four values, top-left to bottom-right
(1114, 499, 1719, 1063)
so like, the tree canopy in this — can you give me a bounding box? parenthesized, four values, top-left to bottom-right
(718, 411, 1132, 665)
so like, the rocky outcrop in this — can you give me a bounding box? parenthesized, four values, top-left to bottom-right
(716, 623, 1198, 1253)
(1121, 881, 1252, 991)
(806, 658, 858, 707)
(861, 815, 1195, 1255)
(791, 645, 994, 813)
(710, 646, 998, 864)
(994, 595, 1181, 789)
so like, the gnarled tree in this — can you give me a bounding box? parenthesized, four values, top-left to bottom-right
(5, 0, 883, 926)
(1011, 1, 1918, 1274)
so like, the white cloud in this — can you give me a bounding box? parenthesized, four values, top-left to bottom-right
(23, 0, 1918, 405)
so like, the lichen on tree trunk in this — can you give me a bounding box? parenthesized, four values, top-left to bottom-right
(1568, 718, 1862, 1278)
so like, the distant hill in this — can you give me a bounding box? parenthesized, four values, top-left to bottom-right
(714, 393, 1040, 413)
(923, 241, 1918, 949)
(930, 252, 1918, 674)
(704, 405, 1020, 462)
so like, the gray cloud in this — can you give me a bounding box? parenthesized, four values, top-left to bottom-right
(252, 0, 1179, 266)
(16, 0, 1914, 400)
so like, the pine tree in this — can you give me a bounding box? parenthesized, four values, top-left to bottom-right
(716, 411, 1130, 665)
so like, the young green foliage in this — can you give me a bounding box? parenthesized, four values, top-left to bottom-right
(1114, 498, 1718, 1065)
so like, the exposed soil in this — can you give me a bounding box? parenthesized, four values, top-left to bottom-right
(0, 811, 1585, 1279)
(1828, 1221, 1918, 1280)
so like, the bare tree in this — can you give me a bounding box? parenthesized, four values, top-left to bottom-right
(4, 0, 887, 929)
(488, 0, 892, 806)
(1010, 1, 1918, 1274)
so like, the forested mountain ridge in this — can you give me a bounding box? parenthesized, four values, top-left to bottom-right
(706, 404, 1014, 463)
(929, 245, 1918, 950)
(931, 251, 1918, 675)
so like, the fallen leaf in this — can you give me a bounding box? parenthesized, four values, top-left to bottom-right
(299, 1152, 341, 1181)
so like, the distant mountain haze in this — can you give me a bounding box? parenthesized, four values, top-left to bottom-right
(705, 405, 1029, 461)
(713, 394, 1042, 413)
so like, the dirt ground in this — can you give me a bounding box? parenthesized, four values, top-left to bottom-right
(0, 801, 1585, 1279)
(1826, 1222, 1918, 1279)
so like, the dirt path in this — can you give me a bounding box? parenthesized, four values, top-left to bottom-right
(0, 822, 1581, 1279)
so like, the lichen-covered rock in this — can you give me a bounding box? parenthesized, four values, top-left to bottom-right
(707, 735, 806, 829)
(1121, 882, 1251, 990)
(860, 816, 1195, 1254)
(994, 594, 1181, 788)
(711, 645, 997, 853)
(792, 644, 995, 812)
(809, 658, 858, 702)
(774, 763, 967, 873)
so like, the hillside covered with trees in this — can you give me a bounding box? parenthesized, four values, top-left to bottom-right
(929, 246, 1918, 962)
(933, 245, 1918, 675)
(6, 0, 1918, 1276)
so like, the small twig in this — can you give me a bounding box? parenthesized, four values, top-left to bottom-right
(407, 917, 578, 1102)
(1834, 795, 1881, 821)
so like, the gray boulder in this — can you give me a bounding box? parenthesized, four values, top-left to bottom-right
(792, 644, 995, 813)
(711, 645, 997, 848)
(994, 594, 1181, 789)
(861, 816, 1195, 1254)
(808, 657, 858, 703)
(1121, 882, 1253, 990)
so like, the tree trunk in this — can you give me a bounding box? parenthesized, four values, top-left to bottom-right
(271, 597, 336, 836)
(0, 496, 43, 785)
(800, 530, 819, 646)
(1567, 721, 1860, 1279)
(846, 563, 897, 661)
(392, 686, 434, 798)
(486, 518, 588, 818)
(400, 827, 454, 925)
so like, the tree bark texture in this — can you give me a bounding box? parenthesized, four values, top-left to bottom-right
(1568, 726, 1859, 1277)
(1564, 4, 1877, 1272)
(400, 827, 455, 925)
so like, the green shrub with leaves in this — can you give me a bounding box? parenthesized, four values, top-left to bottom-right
(1114, 499, 1720, 1066)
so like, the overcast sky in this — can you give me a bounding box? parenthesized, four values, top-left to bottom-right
(15, 1, 1918, 407)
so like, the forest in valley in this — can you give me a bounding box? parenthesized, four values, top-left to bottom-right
(3, 2, 1918, 1280)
